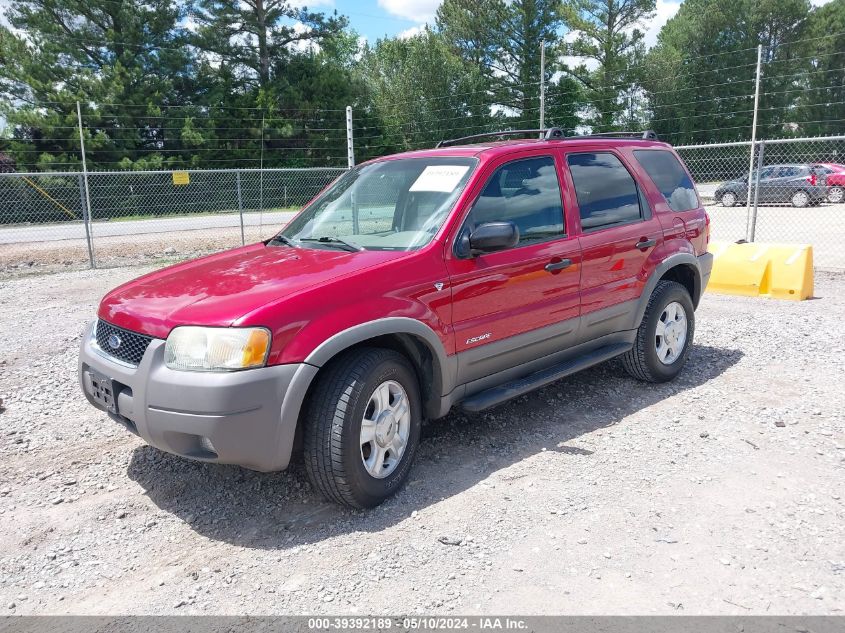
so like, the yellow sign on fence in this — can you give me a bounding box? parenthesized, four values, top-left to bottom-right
(172, 171, 190, 186)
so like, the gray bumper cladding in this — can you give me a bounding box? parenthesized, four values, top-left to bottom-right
(78, 322, 317, 472)
(699, 252, 714, 290)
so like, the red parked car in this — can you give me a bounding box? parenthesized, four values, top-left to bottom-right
(812, 163, 845, 203)
(79, 129, 713, 508)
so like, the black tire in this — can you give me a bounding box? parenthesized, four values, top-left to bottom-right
(621, 280, 695, 383)
(303, 347, 422, 509)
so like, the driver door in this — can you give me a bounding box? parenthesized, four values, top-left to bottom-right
(446, 151, 582, 386)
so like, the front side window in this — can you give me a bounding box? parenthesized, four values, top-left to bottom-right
(466, 156, 564, 244)
(633, 149, 699, 212)
(279, 157, 476, 251)
(567, 152, 642, 231)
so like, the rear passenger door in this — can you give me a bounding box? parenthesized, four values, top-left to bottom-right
(563, 150, 663, 337)
(759, 166, 786, 202)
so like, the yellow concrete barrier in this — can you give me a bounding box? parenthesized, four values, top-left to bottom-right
(707, 241, 814, 301)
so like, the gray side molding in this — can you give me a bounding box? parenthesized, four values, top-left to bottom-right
(633, 253, 702, 328)
(277, 363, 320, 470)
(305, 318, 456, 414)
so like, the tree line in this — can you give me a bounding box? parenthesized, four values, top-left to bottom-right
(0, 0, 842, 171)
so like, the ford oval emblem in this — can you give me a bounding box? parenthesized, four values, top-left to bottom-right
(107, 333, 122, 349)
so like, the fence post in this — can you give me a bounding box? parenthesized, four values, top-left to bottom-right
(539, 40, 546, 134)
(745, 45, 763, 220)
(748, 140, 765, 242)
(76, 101, 96, 269)
(259, 114, 265, 232)
(236, 169, 245, 246)
(77, 174, 95, 268)
(346, 106, 355, 168)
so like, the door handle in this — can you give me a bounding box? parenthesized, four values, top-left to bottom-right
(635, 238, 656, 250)
(545, 258, 572, 272)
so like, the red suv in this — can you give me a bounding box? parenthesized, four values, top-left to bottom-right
(79, 129, 713, 508)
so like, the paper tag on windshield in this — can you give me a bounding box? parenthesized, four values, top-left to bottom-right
(409, 165, 470, 192)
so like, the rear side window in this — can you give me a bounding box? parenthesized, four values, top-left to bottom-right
(567, 152, 642, 231)
(633, 149, 698, 212)
(468, 156, 565, 244)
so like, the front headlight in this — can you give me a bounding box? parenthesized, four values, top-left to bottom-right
(164, 326, 271, 371)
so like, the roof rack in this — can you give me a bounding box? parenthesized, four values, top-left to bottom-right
(435, 127, 564, 148)
(575, 130, 659, 141)
(434, 128, 659, 148)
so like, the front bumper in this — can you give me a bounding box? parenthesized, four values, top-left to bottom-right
(78, 322, 318, 471)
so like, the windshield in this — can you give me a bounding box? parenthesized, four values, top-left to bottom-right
(278, 157, 477, 251)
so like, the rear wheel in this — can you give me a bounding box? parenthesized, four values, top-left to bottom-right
(791, 190, 810, 208)
(720, 192, 737, 207)
(828, 186, 844, 204)
(303, 347, 421, 509)
(622, 280, 695, 383)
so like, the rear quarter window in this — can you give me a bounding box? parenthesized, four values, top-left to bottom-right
(634, 149, 699, 212)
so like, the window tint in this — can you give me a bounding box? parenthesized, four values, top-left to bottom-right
(774, 166, 806, 178)
(467, 156, 564, 243)
(633, 149, 698, 212)
(567, 153, 642, 230)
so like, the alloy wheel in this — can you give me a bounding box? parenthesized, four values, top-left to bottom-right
(792, 191, 810, 207)
(655, 301, 688, 365)
(360, 380, 410, 479)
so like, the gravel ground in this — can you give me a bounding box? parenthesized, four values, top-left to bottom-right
(0, 266, 843, 615)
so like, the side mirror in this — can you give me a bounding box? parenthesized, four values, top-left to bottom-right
(459, 221, 519, 257)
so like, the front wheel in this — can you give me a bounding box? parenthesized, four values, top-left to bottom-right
(622, 280, 695, 383)
(828, 186, 844, 204)
(791, 190, 810, 208)
(721, 191, 738, 207)
(303, 347, 422, 509)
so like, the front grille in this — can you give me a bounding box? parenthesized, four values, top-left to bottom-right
(94, 320, 154, 366)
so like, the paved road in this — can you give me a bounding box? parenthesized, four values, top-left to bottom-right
(0, 210, 297, 244)
(2, 200, 843, 268)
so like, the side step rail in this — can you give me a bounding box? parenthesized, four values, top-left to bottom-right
(459, 342, 631, 412)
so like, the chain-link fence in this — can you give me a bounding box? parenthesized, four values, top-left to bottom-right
(0, 167, 346, 269)
(3, 136, 845, 271)
(677, 135, 845, 269)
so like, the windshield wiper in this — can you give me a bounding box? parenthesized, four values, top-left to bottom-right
(297, 236, 363, 252)
(267, 235, 297, 248)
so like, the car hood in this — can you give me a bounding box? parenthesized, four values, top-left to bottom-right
(98, 243, 406, 339)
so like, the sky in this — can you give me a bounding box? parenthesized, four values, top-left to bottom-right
(331, 0, 685, 45)
(2, 0, 833, 47)
(331, 0, 832, 45)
